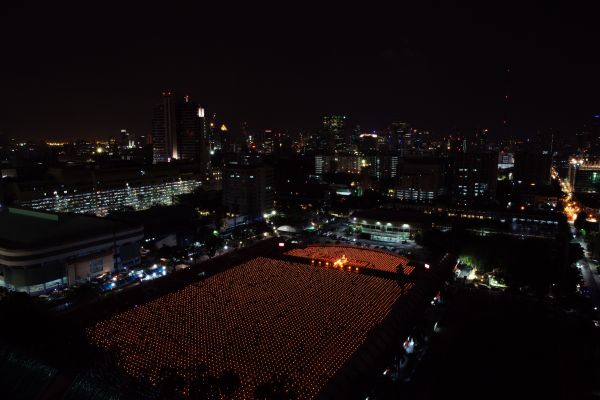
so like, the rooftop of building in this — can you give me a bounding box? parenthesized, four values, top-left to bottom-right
(0, 161, 203, 185)
(0, 207, 142, 250)
(351, 208, 433, 224)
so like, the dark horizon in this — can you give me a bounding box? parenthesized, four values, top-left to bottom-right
(2, 2, 600, 140)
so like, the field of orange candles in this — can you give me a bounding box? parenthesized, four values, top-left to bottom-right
(286, 245, 414, 275)
(88, 255, 413, 399)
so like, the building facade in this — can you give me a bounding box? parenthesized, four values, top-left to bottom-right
(222, 161, 274, 221)
(152, 92, 178, 163)
(322, 115, 346, 153)
(0, 208, 143, 294)
(152, 92, 207, 165)
(350, 209, 432, 243)
(4, 164, 203, 216)
(568, 159, 600, 193)
(450, 152, 498, 205)
(395, 157, 446, 202)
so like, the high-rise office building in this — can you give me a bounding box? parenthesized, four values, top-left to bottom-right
(152, 92, 207, 166)
(222, 159, 274, 221)
(351, 125, 361, 146)
(357, 133, 380, 154)
(514, 151, 552, 186)
(389, 121, 410, 151)
(177, 96, 204, 160)
(450, 151, 498, 205)
(322, 115, 346, 153)
(315, 155, 361, 175)
(498, 151, 515, 170)
(513, 131, 553, 186)
(152, 92, 177, 163)
(395, 157, 447, 202)
(361, 154, 399, 180)
(470, 129, 488, 152)
(206, 112, 222, 153)
(119, 129, 136, 149)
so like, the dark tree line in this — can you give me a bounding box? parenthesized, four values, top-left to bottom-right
(416, 224, 573, 296)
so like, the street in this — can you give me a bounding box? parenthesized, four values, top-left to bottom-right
(571, 225, 600, 320)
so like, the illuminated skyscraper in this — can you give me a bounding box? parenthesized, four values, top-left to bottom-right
(206, 112, 222, 153)
(152, 92, 177, 163)
(450, 151, 498, 205)
(152, 92, 207, 166)
(177, 95, 206, 161)
(119, 129, 135, 149)
(322, 115, 346, 153)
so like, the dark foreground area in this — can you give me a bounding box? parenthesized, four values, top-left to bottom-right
(1, 247, 599, 399)
(404, 287, 600, 400)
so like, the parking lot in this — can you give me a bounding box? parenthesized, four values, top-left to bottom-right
(307, 219, 427, 260)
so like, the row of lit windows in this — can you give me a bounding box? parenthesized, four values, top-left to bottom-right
(21, 180, 201, 216)
(396, 189, 435, 201)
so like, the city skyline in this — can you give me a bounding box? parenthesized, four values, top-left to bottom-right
(2, 3, 600, 395)
(2, 3, 600, 140)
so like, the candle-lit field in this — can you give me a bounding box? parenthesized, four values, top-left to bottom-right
(88, 255, 412, 399)
(286, 245, 414, 275)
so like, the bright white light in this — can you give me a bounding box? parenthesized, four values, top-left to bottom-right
(198, 107, 205, 118)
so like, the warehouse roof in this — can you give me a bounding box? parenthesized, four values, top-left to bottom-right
(0, 207, 142, 249)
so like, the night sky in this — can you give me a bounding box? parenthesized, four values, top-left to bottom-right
(1, 2, 599, 140)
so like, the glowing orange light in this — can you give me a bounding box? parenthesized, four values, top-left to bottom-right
(333, 255, 348, 269)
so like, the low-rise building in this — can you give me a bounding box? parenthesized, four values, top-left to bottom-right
(0, 207, 143, 294)
(2, 163, 203, 216)
(350, 209, 433, 243)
